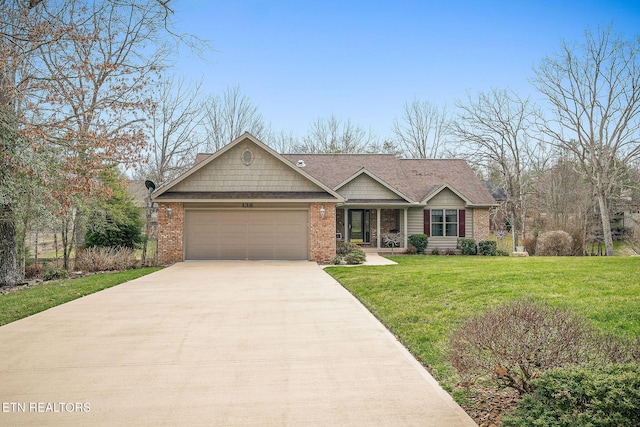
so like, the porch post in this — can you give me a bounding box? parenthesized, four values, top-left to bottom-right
(404, 208, 408, 249)
(344, 208, 348, 242)
(376, 208, 381, 249)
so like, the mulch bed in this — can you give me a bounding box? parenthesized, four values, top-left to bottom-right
(459, 387, 521, 426)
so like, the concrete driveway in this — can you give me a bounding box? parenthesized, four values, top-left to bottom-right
(0, 262, 475, 426)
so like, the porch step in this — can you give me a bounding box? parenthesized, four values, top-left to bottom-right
(359, 247, 407, 254)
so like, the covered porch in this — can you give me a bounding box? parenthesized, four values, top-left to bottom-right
(336, 205, 413, 251)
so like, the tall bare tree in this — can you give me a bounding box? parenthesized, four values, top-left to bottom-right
(140, 76, 205, 185)
(296, 114, 377, 154)
(392, 99, 449, 158)
(0, 0, 177, 285)
(264, 127, 299, 153)
(533, 26, 640, 256)
(202, 85, 265, 151)
(451, 89, 542, 251)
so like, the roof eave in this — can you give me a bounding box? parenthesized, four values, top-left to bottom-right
(156, 197, 342, 203)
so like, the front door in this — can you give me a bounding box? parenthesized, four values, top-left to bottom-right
(348, 210, 370, 243)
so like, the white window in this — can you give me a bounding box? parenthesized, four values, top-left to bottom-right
(431, 209, 458, 237)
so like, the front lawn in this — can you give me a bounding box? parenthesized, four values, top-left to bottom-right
(326, 256, 640, 391)
(0, 267, 162, 326)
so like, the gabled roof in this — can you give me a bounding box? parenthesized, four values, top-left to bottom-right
(421, 183, 472, 205)
(334, 168, 414, 203)
(161, 134, 497, 207)
(282, 154, 497, 206)
(153, 133, 343, 202)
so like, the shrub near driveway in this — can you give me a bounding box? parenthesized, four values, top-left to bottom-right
(503, 364, 640, 427)
(325, 256, 640, 391)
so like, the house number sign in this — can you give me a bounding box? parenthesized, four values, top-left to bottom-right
(242, 203, 254, 208)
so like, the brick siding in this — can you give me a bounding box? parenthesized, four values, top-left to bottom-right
(473, 208, 491, 242)
(157, 202, 184, 264)
(309, 202, 336, 263)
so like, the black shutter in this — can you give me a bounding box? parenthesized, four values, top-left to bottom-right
(458, 209, 466, 237)
(424, 209, 430, 236)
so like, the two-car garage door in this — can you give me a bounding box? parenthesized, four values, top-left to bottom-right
(184, 210, 308, 260)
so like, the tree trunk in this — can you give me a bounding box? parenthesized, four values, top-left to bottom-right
(35, 229, 38, 265)
(597, 193, 615, 256)
(0, 204, 23, 286)
(510, 203, 519, 252)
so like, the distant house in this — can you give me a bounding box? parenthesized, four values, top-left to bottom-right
(152, 133, 497, 264)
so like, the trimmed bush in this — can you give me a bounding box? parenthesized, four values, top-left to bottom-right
(344, 247, 366, 265)
(449, 298, 596, 394)
(336, 240, 358, 257)
(536, 230, 574, 256)
(503, 364, 640, 427)
(335, 240, 367, 265)
(478, 240, 497, 256)
(457, 238, 477, 255)
(496, 249, 510, 256)
(408, 234, 429, 254)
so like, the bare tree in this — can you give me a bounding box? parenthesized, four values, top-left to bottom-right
(0, 0, 178, 285)
(202, 85, 265, 151)
(533, 26, 640, 256)
(140, 76, 205, 185)
(392, 99, 449, 158)
(296, 114, 377, 154)
(264, 127, 299, 153)
(451, 89, 542, 251)
(529, 151, 595, 254)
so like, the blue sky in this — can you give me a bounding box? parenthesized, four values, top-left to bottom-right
(170, 0, 640, 141)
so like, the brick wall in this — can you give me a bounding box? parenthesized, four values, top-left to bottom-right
(157, 202, 184, 264)
(473, 207, 491, 242)
(309, 202, 336, 263)
(380, 209, 399, 233)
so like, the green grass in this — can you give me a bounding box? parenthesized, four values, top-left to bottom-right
(0, 267, 162, 326)
(326, 256, 640, 391)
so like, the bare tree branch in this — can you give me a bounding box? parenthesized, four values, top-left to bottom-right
(392, 99, 450, 158)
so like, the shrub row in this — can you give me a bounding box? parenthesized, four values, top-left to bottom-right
(456, 238, 508, 256)
(74, 247, 138, 272)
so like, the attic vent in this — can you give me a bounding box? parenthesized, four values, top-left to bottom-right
(241, 149, 254, 166)
(296, 160, 306, 167)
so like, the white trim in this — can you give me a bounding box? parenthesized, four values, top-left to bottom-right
(422, 183, 472, 205)
(156, 198, 338, 203)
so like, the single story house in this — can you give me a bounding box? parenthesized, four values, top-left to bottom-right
(153, 133, 497, 264)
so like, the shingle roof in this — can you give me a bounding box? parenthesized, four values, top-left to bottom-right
(281, 154, 497, 206)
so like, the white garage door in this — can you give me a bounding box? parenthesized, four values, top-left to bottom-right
(184, 210, 308, 260)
